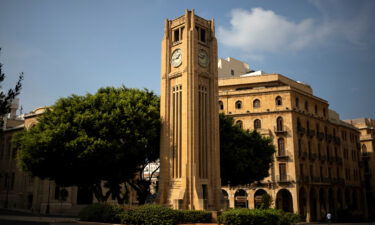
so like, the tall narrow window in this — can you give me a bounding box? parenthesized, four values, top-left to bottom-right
(235, 100, 242, 109)
(276, 117, 283, 131)
(279, 163, 287, 181)
(219, 101, 224, 110)
(200, 29, 206, 42)
(231, 69, 234, 75)
(305, 101, 309, 111)
(174, 29, 180, 42)
(254, 119, 261, 129)
(296, 97, 299, 108)
(314, 104, 318, 114)
(253, 99, 260, 108)
(278, 138, 285, 156)
(275, 96, 282, 106)
(297, 118, 301, 129)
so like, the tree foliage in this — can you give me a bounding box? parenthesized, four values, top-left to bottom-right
(14, 86, 160, 203)
(220, 113, 275, 186)
(0, 48, 23, 127)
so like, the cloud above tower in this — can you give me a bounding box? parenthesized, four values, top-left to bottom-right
(218, 1, 375, 56)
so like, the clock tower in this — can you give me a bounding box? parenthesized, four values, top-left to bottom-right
(158, 10, 222, 210)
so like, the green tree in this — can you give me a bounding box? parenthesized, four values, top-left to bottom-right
(219, 113, 275, 186)
(14, 86, 160, 203)
(0, 48, 23, 128)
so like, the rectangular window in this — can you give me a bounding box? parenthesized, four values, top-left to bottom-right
(200, 29, 206, 42)
(231, 69, 234, 76)
(174, 29, 180, 42)
(279, 163, 287, 181)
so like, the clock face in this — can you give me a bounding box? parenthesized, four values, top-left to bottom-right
(198, 49, 209, 67)
(171, 49, 182, 68)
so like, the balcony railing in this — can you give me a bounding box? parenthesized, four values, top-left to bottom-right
(335, 157, 343, 165)
(326, 134, 333, 142)
(333, 136, 341, 145)
(276, 175, 293, 183)
(276, 151, 290, 160)
(307, 129, 315, 138)
(308, 153, 318, 161)
(361, 152, 370, 158)
(317, 132, 325, 141)
(319, 155, 327, 162)
(297, 126, 305, 136)
(298, 176, 310, 183)
(328, 156, 335, 164)
(298, 151, 308, 160)
(274, 126, 287, 135)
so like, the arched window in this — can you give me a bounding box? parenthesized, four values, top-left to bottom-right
(278, 138, 285, 156)
(305, 101, 309, 111)
(219, 101, 224, 110)
(362, 144, 367, 153)
(254, 119, 261, 129)
(276, 117, 283, 131)
(296, 97, 299, 108)
(236, 120, 243, 129)
(235, 100, 242, 109)
(275, 96, 282, 106)
(253, 99, 260, 108)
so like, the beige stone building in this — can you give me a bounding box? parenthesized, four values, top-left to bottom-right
(218, 57, 367, 221)
(345, 118, 375, 218)
(0, 106, 140, 215)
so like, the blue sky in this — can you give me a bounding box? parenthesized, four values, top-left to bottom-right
(1, 0, 374, 120)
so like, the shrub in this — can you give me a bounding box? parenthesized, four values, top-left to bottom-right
(119, 204, 180, 225)
(180, 210, 212, 223)
(78, 203, 123, 223)
(218, 208, 299, 225)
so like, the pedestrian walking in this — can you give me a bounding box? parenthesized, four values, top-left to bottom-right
(326, 212, 332, 225)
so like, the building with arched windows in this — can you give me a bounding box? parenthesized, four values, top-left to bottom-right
(218, 57, 367, 222)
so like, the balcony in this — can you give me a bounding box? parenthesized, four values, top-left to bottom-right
(308, 153, 318, 161)
(276, 175, 293, 184)
(274, 127, 287, 135)
(276, 151, 290, 161)
(319, 155, 327, 162)
(335, 157, 343, 165)
(326, 134, 333, 143)
(297, 126, 305, 136)
(298, 151, 308, 160)
(307, 129, 315, 138)
(298, 176, 310, 183)
(327, 156, 335, 164)
(361, 152, 370, 158)
(333, 136, 341, 145)
(317, 132, 325, 141)
(311, 176, 322, 183)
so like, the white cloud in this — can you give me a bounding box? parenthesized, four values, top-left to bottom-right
(218, 3, 375, 56)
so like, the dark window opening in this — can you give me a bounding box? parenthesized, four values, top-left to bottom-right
(200, 29, 206, 42)
(231, 69, 234, 76)
(254, 119, 261, 129)
(235, 100, 242, 109)
(174, 29, 180, 42)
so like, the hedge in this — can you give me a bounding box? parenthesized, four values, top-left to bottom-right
(78, 203, 123, 223)
(218, 208, 299, 225)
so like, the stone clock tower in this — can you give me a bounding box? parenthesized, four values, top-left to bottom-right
(158, 10, 222, 210)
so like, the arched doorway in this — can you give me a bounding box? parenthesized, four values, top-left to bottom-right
(254, 189, 267, 209)
(276, 189, 293, 212)
(234, 189, 248, 208)
(222, 189, 229, 209)
(299, 187, 307, 221)
(309, 188, 318, 221)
